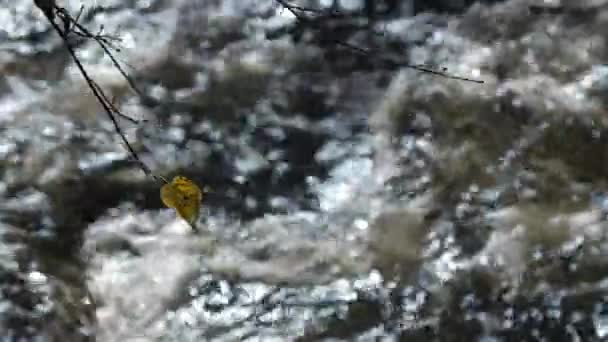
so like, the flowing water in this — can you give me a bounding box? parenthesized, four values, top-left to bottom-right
(1, 0, 608, 341)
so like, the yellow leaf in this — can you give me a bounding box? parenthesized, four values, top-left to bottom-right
(160, 176, 203, 226)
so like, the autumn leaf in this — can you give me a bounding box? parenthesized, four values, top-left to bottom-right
(160, 175, 203, 229)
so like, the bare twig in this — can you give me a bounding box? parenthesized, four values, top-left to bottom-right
(55, 7, 144, 98)
(275, 0, 341, 16)
(32, 1, 166, 182)
(273, 0, 484, 84)
(335, 40, 484, 83)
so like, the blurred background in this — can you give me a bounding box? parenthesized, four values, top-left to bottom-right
(1, 0, 608, 340)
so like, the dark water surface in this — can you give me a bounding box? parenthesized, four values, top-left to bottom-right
(1, 0, 608, 341)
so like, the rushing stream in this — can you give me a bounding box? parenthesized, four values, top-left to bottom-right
(2, 0, 608, 341)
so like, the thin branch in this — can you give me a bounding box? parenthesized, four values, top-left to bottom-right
(33, 1, 166, 182)
(87, 73, 140, 123)
(55, 7, 145, 98)
(56, 22, 150, 175)
(335, 40, 484, 83)
(275, 0, 341, 17)
(273, 0, 484, 84)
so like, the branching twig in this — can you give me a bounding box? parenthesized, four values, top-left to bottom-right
(33, 1, 166, 183)
(273, 0, 484, 84)
(55, 6, 145, 98)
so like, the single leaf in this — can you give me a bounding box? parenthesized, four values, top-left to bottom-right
(160, 176, 203, 226)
